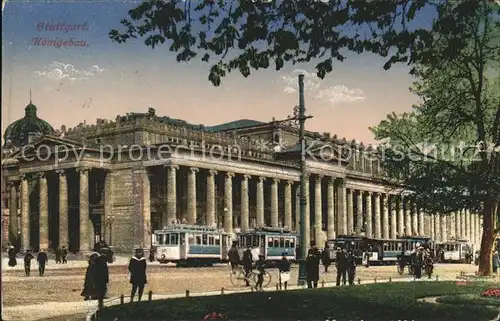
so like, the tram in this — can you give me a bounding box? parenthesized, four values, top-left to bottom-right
(363, 238, 405, 265)
(439, 239, 472, 263)
(236, 227, 298, 264)
(324, 235, 370, 265)
(152, 224, 233, 266)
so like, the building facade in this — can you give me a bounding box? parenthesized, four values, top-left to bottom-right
(1, 103, 483, 253)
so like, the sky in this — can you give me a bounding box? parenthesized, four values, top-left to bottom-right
(1, 0, 434, 144)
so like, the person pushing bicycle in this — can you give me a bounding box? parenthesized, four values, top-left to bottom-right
(242, 245, 253, 287)
(254, 254, 266, 291)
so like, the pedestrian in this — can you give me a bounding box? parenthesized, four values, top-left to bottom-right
(228, 242, 240, 273)
(242, 245, 253, 287)
(55, 247, 61, 264)
(149, 245, 155, 263)
(129, 248, 147, 302)
(321, 243, 330, 273)
(61, 246, 68, 264)
(254, 254, 266, 291)
(81, 250, 109, 308)
(336, 247, 347, 286)
(7, 246, 17, 267)
(306, 242, 321, 288)
(278, 252, 291, 290)
(493, 250, 499, 274)
(346, 243, 357, 285)
(37, 249, 48, 276)
(24, 249, 34, 276)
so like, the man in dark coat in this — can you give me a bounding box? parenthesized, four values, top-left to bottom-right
(228, 242, 240, 272)
(336, 247, 347, 286)
(306, 243, 321, 288)
(128, 248, 147, 302)
(61, 246, 68, 264)
(278, 252, 291, 290)
(242, 246, 253, 287)
(37, 249, 48, 276)
(55, 247, 61, 263)
(24, 249, 34, 276)
(346, 243, 357, 285)
(81, 250, 109, 308)
(7, 246, 17, 267)
(322, 242, 331, 273)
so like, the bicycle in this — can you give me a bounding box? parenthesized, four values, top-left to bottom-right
(229, 265, 272, 288)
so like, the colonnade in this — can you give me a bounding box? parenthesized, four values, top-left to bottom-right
(7, 164, 484, 253)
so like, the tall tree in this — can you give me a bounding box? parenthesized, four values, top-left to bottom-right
(110, 0, 487, 86)
(371, 1, 500, 276)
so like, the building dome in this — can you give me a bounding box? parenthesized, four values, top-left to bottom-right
(3, 102, 54, 147)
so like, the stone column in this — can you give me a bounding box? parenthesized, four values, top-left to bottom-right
(57, 170, 69, 249)
(430, 213, 435, 239)
(390, 195, 397, 239)
(77, 168, 90, 252)
(284, 181, 293, 231)
(224, 172, 234, 233)
(241, 175, 250, 231)
(382, 194, 390, 239)
(20, 176, 30, 251)
(166, 165, 178, 225)
(8, 181, 18, 244)
(337, 179, 347, 235)
(104, 171, 113, 243)
(449, 212, 456, 239)
(136, 167, 151, 249)
(441, 215, 448, 242)
(466, 209, 472, 243)
(206, 170, 217, 227)
(187, 167, 198, 225)
(347, 188, 354, 234)
(256, 177, 265, 227)
(418, 206, 425, 236)
(355, 190, 363, 235)
(397, 197, 404, 237)
(271, 178, 279, 227)
(314, 175, 323, 245)
(326, 178, 335, 239)
(470, 212, 476, 245)
(460, 209, 466, 239)
(373, 193, 381, 239)
(404, 198, 411, 236)
(39, 173, 49, 250)
(434, 213, 441, 242)
(476, 214, 481, 246)
(411, 202, 418, 236)
(365, 192, 373, 238)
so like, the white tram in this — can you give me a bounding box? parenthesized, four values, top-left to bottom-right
(440, 239, 472, 263)
(152, 224, 233, 266)
(236, 227, 298, 264)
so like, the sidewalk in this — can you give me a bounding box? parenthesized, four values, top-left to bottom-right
(2, 275, 459, 321)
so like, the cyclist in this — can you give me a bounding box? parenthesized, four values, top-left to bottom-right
(242, 245, 253, 287)
(254, 254, 266, 291)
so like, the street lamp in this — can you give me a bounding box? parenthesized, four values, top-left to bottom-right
(105, 215, 115, 246)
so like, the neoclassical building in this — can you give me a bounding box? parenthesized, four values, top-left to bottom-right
(1, 102, 483, 253)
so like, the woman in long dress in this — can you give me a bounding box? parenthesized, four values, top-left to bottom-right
(7, 246, 17, 267)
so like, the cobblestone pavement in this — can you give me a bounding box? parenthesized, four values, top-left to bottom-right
(1, 261, 479, 321)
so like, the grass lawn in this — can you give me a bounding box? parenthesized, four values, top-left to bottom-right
(436, 293, 500, 307)
(98, 282, 497, 321)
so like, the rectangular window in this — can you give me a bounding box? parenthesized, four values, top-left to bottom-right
(209, 236, 214, 245)
(202, 234, 208, 245)
(196, 235, 202, 245)
(215, 236, 220, 246)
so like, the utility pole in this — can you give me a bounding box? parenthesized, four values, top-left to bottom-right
(297, 74, 312, 286)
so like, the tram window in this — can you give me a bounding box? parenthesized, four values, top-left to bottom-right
(274, 238, 279, 247)
(196, 235, 202, 245)
(290, 239, 295, 248)
(268, 237, 273, 248)
(279, 238, 285, 248)
(261, 235, 265, 245)
(285, 239, 290, 248)
(252, 236, 258, 246)
(215, 236, 220, 246)
(209, 236, 214, 245)
(202, 234, 208, 245)
(171, 234, 179, 245)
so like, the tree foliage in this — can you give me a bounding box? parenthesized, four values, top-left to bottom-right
(370, 1, 500, 275)
(110, 0, 487, 86)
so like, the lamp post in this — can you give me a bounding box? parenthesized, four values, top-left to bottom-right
(105, 215, 115, 246)
(296, 74, 313, 286)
